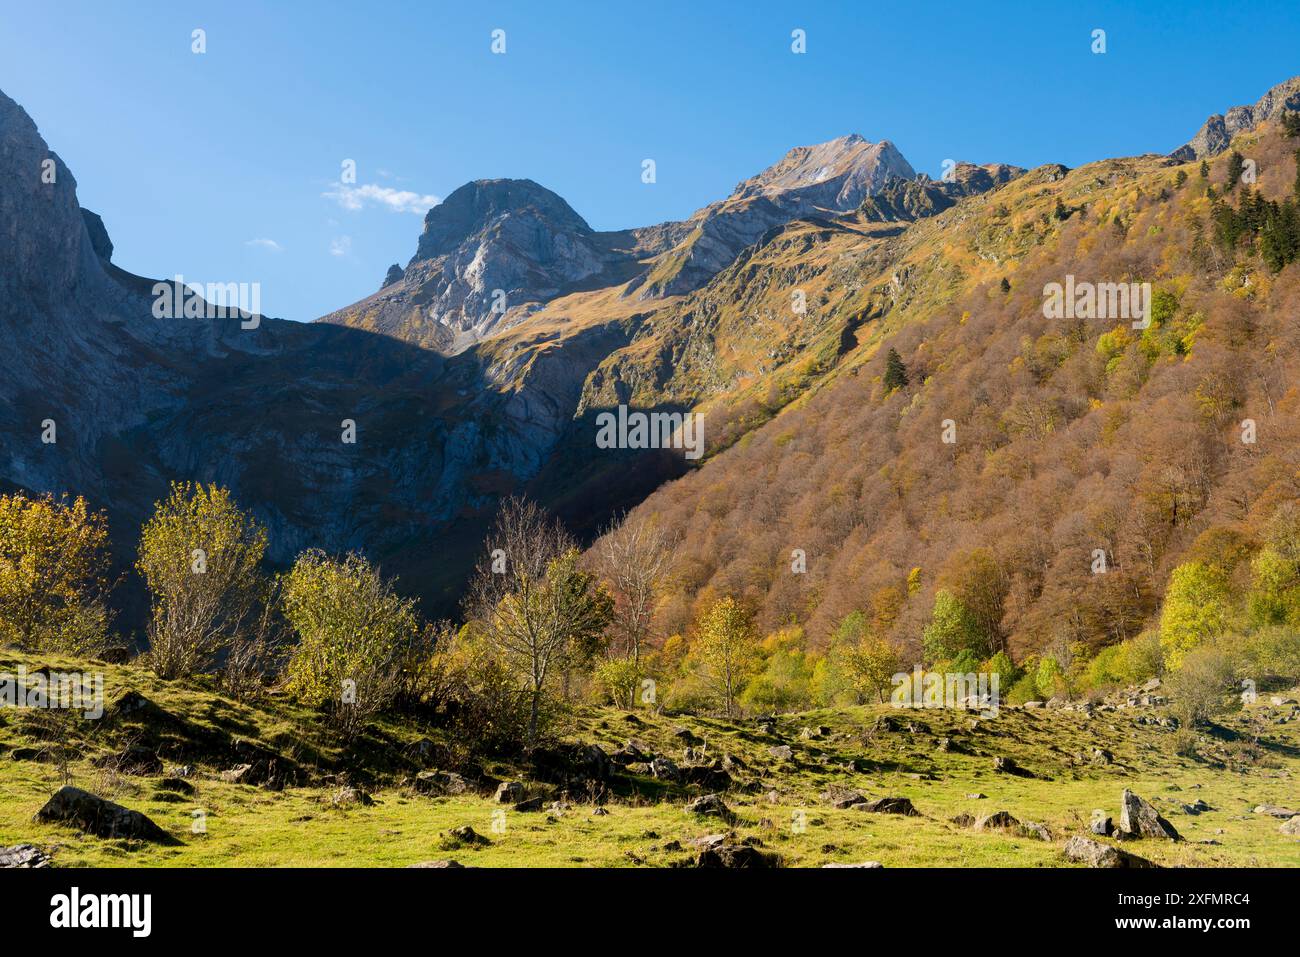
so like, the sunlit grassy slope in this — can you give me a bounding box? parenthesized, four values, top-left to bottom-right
(2, 650, 1296, 867)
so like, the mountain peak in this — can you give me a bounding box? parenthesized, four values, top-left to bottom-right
(1170, 75, 1300, 161)
(730, 134, 916, 208)
(413, 177, 590, 261)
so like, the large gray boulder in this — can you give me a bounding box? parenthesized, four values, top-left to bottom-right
(35, 786, 178, 844)
(1064, 836, 1156, 868)
(1119, 789, 1181, 841)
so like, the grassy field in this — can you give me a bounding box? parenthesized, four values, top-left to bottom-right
(2, 649, 1297, 868)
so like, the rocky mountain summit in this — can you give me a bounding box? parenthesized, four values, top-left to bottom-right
(1170, 75, 1300, 160)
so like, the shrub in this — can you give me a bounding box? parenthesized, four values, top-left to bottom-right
(1166, 644, 1240, 727)
(1005, 672, 1041, 706)
(136, 483, 268, 679)
(592, 657, 643, 709)
(0, 493, 112, 656)
(282, 550, 420, 738)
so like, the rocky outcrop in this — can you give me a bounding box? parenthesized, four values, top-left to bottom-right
(1119, 789, 1181, 841)
(1170, 75, 1300, 160)
(633, 134, 916, 298)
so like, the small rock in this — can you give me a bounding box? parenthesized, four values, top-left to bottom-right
(1280, 816, 1300, 836)
(855, 796, 917, 816)
(768, 745, 794, 762)
(513, 797, 545, 812)
(823, 861, 882, 868)
(493, 781, 525, 804)
(974, 810, 1020, 832)
(408, 859, 465, 868)
(0, 844, 49, 868)
(1254, 804, 1299, 818)
(685, 794, 731, 818)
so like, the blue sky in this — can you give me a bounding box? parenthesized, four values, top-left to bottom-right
(2, 0, 1298, 321)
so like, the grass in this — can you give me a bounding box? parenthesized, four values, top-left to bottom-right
(2, 649, 1297, 867)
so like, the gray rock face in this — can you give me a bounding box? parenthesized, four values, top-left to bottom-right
(634, 135, 917, 299)
(35, 786, 178, 844)
(1170, 75, 1300, 160)
(1119, 789, 1181, 841)
(321, 178, 660, 354)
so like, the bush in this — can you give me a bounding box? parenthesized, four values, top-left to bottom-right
(0, 493, 112, 656)
(592, 658, 643, 709)
(1005, 672, 1041, 706)
(1237, 625, 1300, 685)
(282, 550, 421, 738)
(1166, 644, 1240, 727)
(136, 483, 268, 679)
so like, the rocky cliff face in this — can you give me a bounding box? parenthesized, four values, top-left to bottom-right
(319, 178, 663, 354)
(631, 135, 917, 298)
(1170, 76, 1300, 160)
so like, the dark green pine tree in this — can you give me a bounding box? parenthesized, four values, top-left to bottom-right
(883, 347, 909, 392)
(1294, 149, 1300, 200)
(1199, 159, 1210, 179)
(1225, 151, 1245, 191)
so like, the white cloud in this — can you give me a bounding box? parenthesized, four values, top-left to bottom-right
(323, 182, 440, 215)
(245, 238, 282, 252)
(329, 235, 352, 257)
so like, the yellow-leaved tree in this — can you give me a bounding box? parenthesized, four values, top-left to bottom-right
(137, 482, 268, 679)
(0, 492, 112, 655)
(693, 596, 756, 717)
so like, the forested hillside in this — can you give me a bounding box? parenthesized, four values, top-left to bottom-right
(603, 116, 1300, 696)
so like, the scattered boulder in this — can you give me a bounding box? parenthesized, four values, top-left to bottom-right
(1019, 821, 1053, 841)
(823, 861, 883, 868)
(685, 793, 732, 818)
(530, 743, 610, 789)
(332, 786, 374, 807)
(442, 825, 490, 848)
(494, 781, 525, 804)
(768, 745, 794, 762)
(696, 844, 779, 868)
(856, 797, 918, 816)
(155, 777, 197, 797)
(821, 785, 866, 809)
(1254, 804, 1299, 819)
(35, 786, 179, 845)
(1182, 799, 1212, 815)
(415, 770, 469, 796)
(408, 859, 465, 868)
(1119, 789, 1181, 841)
(974, 810, 1020, 832)
(680, 764, 732, 791)
(672, 727, 704, 746)
(1063, 836, 1155, 868)
(1280, 816, 1300, 836)
(993, 756, 1032, 777)
(1090, 748, 1114, 767)
(513, 797, 545, 813)
(0, 844, 49, 868)
(592, 806, 610, 817)
(650, 757, 681, 782)
(1090, 811, 1115, 836)
(966, 793, 987, 800)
